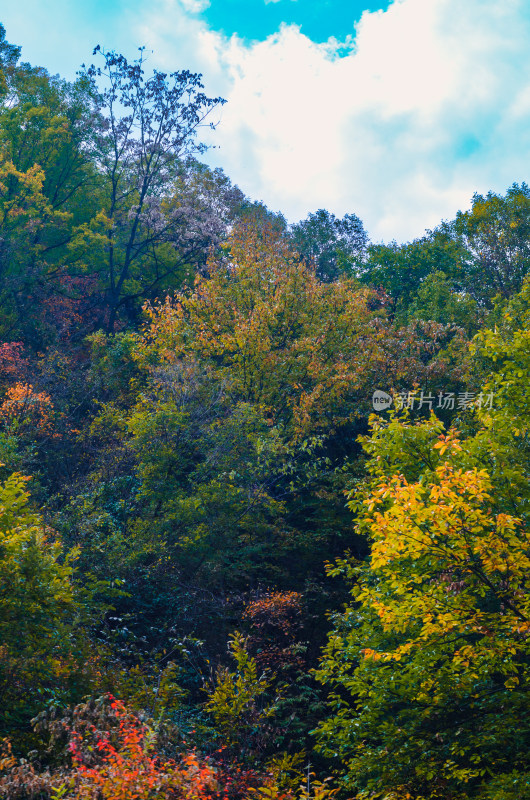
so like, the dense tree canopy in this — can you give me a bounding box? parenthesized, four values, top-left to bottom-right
(316, 282, 530, 799)
(0, 22, 528, 800)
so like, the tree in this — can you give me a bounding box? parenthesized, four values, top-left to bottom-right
(73, 223, 470, 611)
(140, 222, 378, 439)
(315, 284, 530, 798)
(360, 229, 463, 318)
(408, 270, 479, 334)
(239, 199, 288, 236)
(0, 44, 99, 344)
(290, 209, 368, 283)
(80, 46, 226, 331)
(205, 632, 276, 761)
(0, 65, 96, 218)
(62, 223, 382, 663)
(465, 276, 530, 526)
(448, 183, 530, 304)
(0, 154, 72, 343)
(0, 24, 20, 98)
(0, 470, 92, 739)
(316, 423, 530, 799)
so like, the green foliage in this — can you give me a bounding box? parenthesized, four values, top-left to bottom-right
(462, 277, 530, 525)
(3, 23, 530, 798)
(290, 208, 368, 282)
(451, 183, 530, 303)
(205, 632, 277, 759)
(125, 367, 287, 587)
(0, 59, 98, 345)
(0, 470, 93, 740)
(408, 270, 479, 333)
(87, 330, 144, 405)
(361, 229, 463, 315)
(315, 288, 530, 798)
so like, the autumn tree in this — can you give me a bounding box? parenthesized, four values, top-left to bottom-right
(315, 283, 530, 799)
(0, 30, 232, 342)
(57, 224, 379, 677)
(316, 425, 530, 799)
(119, 223, 381, 589)
(140, 222, 379, 439)
(65, 223, 470, 647)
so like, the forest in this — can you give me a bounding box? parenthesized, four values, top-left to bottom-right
(0, 22, 529, 800)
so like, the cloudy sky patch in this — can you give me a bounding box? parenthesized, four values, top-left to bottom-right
(2, 0, 530, 241)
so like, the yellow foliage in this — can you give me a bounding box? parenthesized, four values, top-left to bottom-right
(138, 223, 378, 440)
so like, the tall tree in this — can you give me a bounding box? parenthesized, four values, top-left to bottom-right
(80, 47, 225, 331)
(0, 23, 20, 98)
(360, 229, 463, 317)
(0, 31, 99, 344)
(140, 222, 379, 438)
(448, 183, 530, 304)
(315, 281, 530, 799)
(290, 208, 368, 282)
(317, 426, 530, 799)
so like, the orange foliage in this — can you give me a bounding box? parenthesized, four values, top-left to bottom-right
(0, 342, 25, 380)
(0, 382, 54, 434)
(40, 274, 102, 341)
(66, 697, 213, 799)
(244, 592, 302, 635)
(67, 696, 218, 800)
(244, 591, 304, 670)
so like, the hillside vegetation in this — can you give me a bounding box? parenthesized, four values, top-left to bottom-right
(0, 25, 529, 800)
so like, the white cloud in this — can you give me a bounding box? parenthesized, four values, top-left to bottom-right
(179, 0, 211, 12)
(135, 0, 530, 242)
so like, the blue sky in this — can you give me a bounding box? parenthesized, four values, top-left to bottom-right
(201, 0, 389, 43)
(2, 0, 530, 242)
